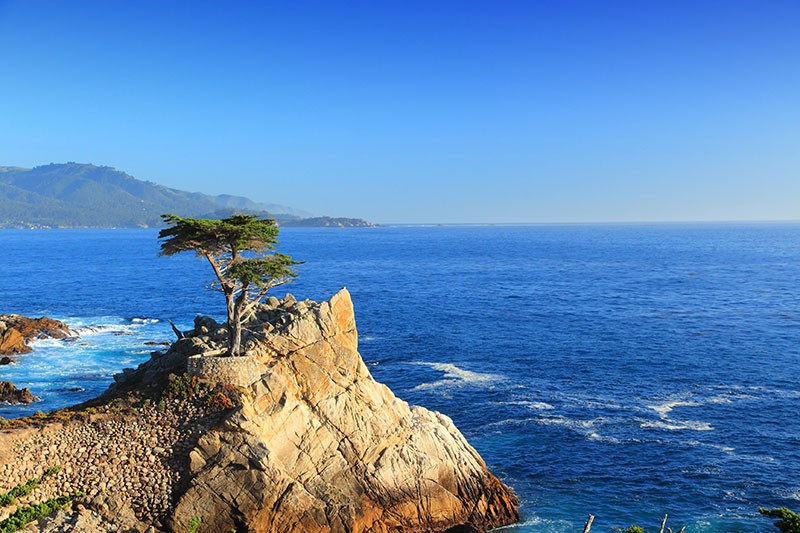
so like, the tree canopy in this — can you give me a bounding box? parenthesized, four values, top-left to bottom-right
(158, 213, 302, 356)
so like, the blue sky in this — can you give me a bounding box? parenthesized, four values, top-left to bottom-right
(0, 1, 798, 223)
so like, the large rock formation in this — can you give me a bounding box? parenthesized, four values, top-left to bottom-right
(169, 289, 518, 532)
(0, 315, 72, 355)
(0, 290, 518, 532)
(0, 381, 38, 404)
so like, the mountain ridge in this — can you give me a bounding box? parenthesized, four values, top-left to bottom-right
(0, 163, 372, 228)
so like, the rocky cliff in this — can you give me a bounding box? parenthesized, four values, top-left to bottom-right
(0, 290, 518, 532)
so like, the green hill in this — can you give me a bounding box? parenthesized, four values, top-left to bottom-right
(0, 163, 372, 228)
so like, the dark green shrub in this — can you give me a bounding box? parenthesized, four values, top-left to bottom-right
(760, 508, 800, 533)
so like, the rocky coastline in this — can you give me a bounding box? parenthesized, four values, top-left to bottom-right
(0, 315, 74, 405)
(0, 290, 519, 532)
(0, 315, 73, 357)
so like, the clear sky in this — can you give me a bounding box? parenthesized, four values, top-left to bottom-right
(0, 1, 798, 224)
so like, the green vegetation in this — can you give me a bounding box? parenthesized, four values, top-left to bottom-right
(612, 527, 645, 533)
(188, 515, 202, 533)
(159, 214, 301, 356)
(0, 466, 61, 507)
(0, 492, 83, 532)
(760, 508, 800, 533)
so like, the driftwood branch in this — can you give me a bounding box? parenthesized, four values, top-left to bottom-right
(583, 514, 595, 533)
(660, 514, 668, 533)
(168, 320, 184, 339)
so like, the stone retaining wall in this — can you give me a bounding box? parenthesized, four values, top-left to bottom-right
(187, 353, 262, 388)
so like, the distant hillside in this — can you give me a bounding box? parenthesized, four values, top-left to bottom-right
(0, 163, 373, 228)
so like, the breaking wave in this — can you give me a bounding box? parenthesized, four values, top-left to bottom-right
(410, 362, 503, 392)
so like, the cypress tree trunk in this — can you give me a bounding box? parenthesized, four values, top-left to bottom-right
(230, 305, 243, 356)
(224, 288, 237, 356)
(228, 286, 248, 357)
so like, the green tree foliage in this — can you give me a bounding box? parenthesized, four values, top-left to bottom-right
(760, 508, 800, 533)
(158, 214, 302, 356)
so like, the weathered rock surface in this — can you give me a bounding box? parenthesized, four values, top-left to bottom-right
(168, 289, 518, 532)
(0, 314, 73, 355)
(0, 380, 38, 404)
(0, 290, 518, 532)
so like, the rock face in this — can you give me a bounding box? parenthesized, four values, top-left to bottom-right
(0, 290, 518, 532)
(0, 380, 38, 404)
(0, 315, 72, 355)
(169, 289, 518, 532)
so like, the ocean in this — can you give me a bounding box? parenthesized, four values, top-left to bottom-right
(1, 224, 798, 532)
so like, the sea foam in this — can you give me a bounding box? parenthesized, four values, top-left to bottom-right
(410, 362, 503, 392)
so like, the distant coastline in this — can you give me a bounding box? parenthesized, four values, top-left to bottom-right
(0, 163, 374, 229)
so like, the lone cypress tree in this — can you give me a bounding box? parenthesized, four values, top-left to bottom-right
(158, 214, 302, 356)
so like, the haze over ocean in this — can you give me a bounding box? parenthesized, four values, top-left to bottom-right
(2, 225, 798, 531)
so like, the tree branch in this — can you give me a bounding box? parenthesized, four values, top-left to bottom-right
(582, 514, 594, 533)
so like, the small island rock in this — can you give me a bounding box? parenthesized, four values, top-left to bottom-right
(0, 381, 38, 404)
(0, 314, 73, 355)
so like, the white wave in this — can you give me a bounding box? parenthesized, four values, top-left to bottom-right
(640, 419, 714, 431)
(682, 440, 734, 453)
(556, 392, 625, 410)
(525, 401, 555, 410)
(533, 415, 621, 443)
(774, 488, 800, 501)
(643, 396, 713, 431)
(495, 400, 555, 410)
(647, 399, 702, 418)
(726, 384, 800, 399)
(72, 324, 128, 336)
(410, 362, 503, 392)
(131, 317, 160, 324)
(487, 412, 621, 443)
(485, 418, 527, 428)
(534, 415, 600, 429)
(490, 514, 574, 531)
(27, 337, 71, 349)
(587, 431, 621, 444)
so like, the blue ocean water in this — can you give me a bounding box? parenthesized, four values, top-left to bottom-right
(1, 225, 799, 532)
